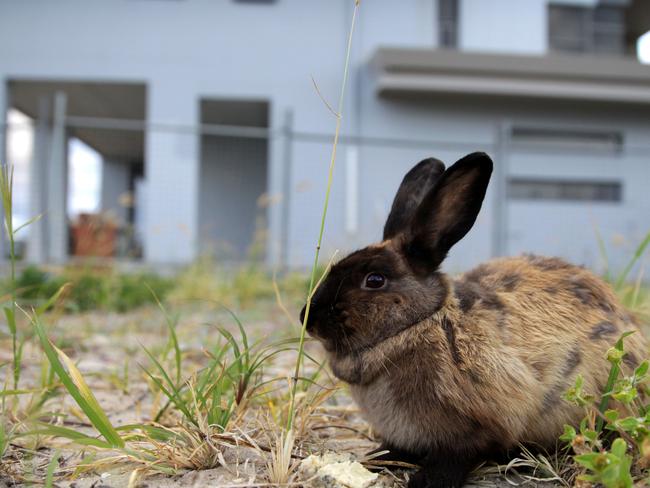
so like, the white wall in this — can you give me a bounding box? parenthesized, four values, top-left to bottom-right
(460, 0, 547, 54)
(0, 0, 351, 264)
(198, 136, 268, 259)
(145, 82, 199, 263)
(2, 0, 648, 275)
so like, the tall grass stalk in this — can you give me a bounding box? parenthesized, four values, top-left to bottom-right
(0, 165, 19, 390)
(614, 231, 650, 290)
(285, 0, 360, 433)
(0, 164, 42, 392)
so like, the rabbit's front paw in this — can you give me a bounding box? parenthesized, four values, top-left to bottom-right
(407, 468, 465, 488)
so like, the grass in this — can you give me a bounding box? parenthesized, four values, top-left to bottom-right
(0, 165, 25, 392)
(5, 264, 175, 314)
(0, 264, 337, 483)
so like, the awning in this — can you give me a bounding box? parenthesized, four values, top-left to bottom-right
(372, 47, 650, 105)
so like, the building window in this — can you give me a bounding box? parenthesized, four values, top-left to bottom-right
(438, 0, 458, 48)
(509, 179, 622, 202)
(511, 126, 623, 154)
(548, 2, 625, 55)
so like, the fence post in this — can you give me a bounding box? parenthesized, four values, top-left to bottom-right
(26, 96, 52, 264)
(0, 80, 7, 261)
(47, 91, 68, 263)
(492, 120, 511, 258)
(279, 109, 294, 270)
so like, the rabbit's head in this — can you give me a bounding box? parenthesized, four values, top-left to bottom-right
(300, 152, 493, 357)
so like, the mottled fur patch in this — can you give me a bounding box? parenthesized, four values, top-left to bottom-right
(462, 264, 491, 284)
(589, 321, 618, 341)
(454, 281, 480, 312)
(562, 346, 582, 375)
(624, 351, 640, 370)
(481, 291, 504, 310)
(568, 276, 614, 313)
(530, 359, 550, 381)
(542, 345, 582, 409)
(499, 273, 521, 292)
(441, 317, 461, 364)
(454, 279, 504, 313)
(525, 255, 574, 271)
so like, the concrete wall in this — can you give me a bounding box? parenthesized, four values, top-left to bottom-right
(198, 136, 268, 259)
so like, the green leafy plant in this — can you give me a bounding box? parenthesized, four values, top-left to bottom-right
(561, 333, 650, 487)
(30, 313, 125, 448)
(9, 265, 174, 313)
(143, 297, 294, 431)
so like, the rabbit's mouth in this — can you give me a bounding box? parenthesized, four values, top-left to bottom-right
(307, 320, 354, 354)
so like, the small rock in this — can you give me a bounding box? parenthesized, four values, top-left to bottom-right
(299, 452, 379, 488)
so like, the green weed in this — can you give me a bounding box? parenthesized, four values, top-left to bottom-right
(561, 333, 650, 487)
(7, 265, 174, 313)
(597, 230, 650, 323)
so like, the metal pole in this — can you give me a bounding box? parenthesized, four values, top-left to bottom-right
(47, 91, 68, 263)
(492, 120, 511, 258)
(26, 96, 52, 264)
(0, 81, 8, 261)
(280, 109, 294, 270)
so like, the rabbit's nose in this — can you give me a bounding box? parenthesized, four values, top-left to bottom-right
(300, 302, 318, 331)
(299, 305, 306, 324)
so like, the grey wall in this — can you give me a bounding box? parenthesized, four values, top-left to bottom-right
(461, 0, 547, 54)
(100, 159, 130, 225)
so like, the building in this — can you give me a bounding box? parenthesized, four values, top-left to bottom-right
(1, 0, 649, 275)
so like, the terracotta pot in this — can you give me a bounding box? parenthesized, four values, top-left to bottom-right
(71, 213, 117, 257)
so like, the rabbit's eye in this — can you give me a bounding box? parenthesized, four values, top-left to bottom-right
(363, 272, 386, 290)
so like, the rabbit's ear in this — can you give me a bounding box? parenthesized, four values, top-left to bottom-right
(383, 158, 446, 240)
(405, 152, 493, 271)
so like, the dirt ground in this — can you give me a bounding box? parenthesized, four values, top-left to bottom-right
(1, 302, 567, 487)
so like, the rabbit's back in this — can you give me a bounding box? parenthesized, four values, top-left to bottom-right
(457, 254, 647, 375)
(451, 254, 648, 446)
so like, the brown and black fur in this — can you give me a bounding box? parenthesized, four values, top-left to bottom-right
(300, 153, 648, 488)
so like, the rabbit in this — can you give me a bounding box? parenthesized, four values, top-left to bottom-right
(300, 152, 648, 488)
